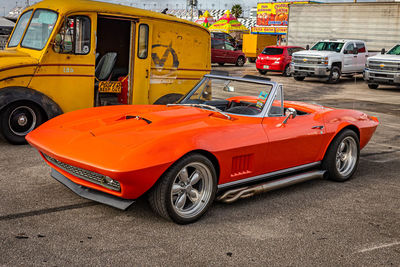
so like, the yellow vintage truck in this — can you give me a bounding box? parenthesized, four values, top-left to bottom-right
(0, 0, 211, 144)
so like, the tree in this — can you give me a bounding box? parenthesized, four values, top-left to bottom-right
(231, 4, 243, 19)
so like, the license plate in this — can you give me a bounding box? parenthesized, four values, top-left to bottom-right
(99, 81, 122, 93)
(263, 65, 269, 69)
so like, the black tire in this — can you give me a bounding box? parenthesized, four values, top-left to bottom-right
(236, 56, 245, 67)
(218, 63, 225, 66)
(248, 58, 256, 63)
(258, 69, 267, 75)
(0, 101, 44, 145)
(148, 153, 217, 224)
(322, 129, 360, 182)
(327, 66, 341, 84)
(294, 76, 305, 81)
(368, 83, 379, 89)
(283, 65, 291, 77)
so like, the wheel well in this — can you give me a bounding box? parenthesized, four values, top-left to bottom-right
(1, 100, 48, 120)
(323, 125, 360, 159)
(332, 62, 342, 70)
(184, 150, 221, 182)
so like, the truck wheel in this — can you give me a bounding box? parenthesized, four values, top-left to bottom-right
(294, 76, 305, 81)
(368, 83, 379, 89)
(283, 65, 291, 77)
(218, 63, 225, 66)
(258, 69, 267, 75)
(148, 153, 217, 224)
(236, 56, 245, 67)
(0, 101, 44, 145)
(327, 66, 341, 84)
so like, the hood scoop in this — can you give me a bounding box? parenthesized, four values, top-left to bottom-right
(120, 115, 152, 124)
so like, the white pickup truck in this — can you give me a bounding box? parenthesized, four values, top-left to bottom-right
(291, 39, 371, 83)
(364, 44, 400, 89)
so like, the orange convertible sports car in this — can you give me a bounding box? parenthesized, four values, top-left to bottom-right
(27, 74, 379, 224)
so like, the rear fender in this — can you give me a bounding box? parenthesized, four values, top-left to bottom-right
(0, 87, 63, 119)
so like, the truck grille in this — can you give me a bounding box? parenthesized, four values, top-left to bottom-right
(43, 153, 121, 191)
(293, 56, 323, 65)
(368, 60, 400, 72)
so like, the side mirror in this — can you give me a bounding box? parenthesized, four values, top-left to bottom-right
(283, 108, 297, 124)
(53, 33, 62, 53)
(306, 44, 310, 50)
(381, 48, 385, 54)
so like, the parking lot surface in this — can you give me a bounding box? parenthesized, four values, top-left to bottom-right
(1, 63, 399, 266)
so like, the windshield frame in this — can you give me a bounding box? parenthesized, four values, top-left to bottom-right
(19, 8, 59, 51)
(7, 10, 33, 48)
(310, 41, 344, 52)
(387, 44, 400, 55)
(178, 75, 280, 118)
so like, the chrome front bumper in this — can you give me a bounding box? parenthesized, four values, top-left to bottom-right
(292, 64, 330, 77)
(364, 69, 400, 84)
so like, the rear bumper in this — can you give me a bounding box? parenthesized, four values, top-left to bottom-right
(51, 168, 135, 210)
(256, 61, 284, 72)
(364, 69, 400, 85)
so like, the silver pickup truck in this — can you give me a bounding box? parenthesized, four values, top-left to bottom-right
(291, 39, 370, 83)
(364, 44, 400, 89)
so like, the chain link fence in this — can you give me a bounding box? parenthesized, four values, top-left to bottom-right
(0, 35, 9, 50)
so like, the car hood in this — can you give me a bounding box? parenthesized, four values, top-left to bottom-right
(368, 54, 400, 62)
(26, 105, 222, 170)
(293, 50, 337, 58)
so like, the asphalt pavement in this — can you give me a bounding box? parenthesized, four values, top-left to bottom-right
(1, 63, 399, 266)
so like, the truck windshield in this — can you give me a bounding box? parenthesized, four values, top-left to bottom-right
(311, 42, 344, 52)
(8, 10, 33, 47)
(387, 45, 400, 55)
(21, 9, 58, 50)
(262, 48, 283, 55)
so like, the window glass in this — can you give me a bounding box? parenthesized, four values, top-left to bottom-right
(75, 17, 91, 54)
(225, 42, 235, 51)
(8, 10, 32, 47)
(287, 48, 293, 56)
(21, 9, 58, 50)
(211, 39, 224, 49)
(138, 24, 149, 59)
(262, 48, 283, 55)
(356, 42, 366, 53)
(311, 42, 344, 52)
(344, 43, 355, 54)
(387, 45, 400, 55)
(268, 86, 284, 117)
(54, 16, 90, 54)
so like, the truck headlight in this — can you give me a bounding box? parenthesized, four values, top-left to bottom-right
(322, 57, 329, 65)
(365, 61, 369, 68)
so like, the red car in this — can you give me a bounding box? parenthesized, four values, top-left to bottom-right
(27, 75, 378, 224)
(212, 38, 246, 67)
(256, 46, 304, 76)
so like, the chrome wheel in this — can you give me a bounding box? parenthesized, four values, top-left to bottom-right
(170, 162, 213, 219)
(8, 105, 37, 136)
(335, 136, 357, 177)
(236, 57, 245, 67)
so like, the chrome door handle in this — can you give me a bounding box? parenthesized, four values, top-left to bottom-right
(312, 125, 324, 129)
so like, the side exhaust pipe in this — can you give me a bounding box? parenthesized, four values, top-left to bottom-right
(217, 170, 325, 203)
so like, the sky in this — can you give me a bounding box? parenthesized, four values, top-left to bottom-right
(0, 0, 377, 17)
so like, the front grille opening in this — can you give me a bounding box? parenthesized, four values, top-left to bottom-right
(43, 153, 121, 192)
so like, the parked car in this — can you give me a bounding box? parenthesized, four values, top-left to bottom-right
(27, 74, 379, 224)
(364, 44, 400, 89)
(212, 38, 246, 66)
(291, 39, 372, 83)
(256, 45, 304, 76)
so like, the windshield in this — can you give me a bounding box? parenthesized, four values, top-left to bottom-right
(387, 45, 400, 55)
(262, 48, 283, 55)
(311, 42, 344, 52)
(21, 9, 58, 50)
(177, 77, 274, 116)
(8, 10, 33, 47)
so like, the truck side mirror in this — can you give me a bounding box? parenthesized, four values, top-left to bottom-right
(53, 34, 62, 53)
(381, 48, 385, 54)
(306, 45, 310, 50)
